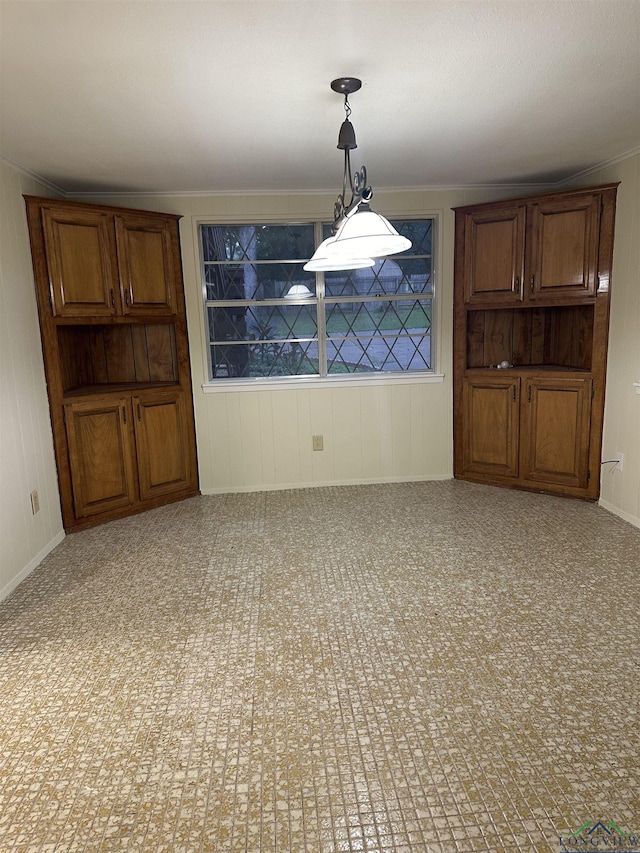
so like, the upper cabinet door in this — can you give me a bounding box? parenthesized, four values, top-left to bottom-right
(42, 206, 119, 317)
(463, 206, 525, 305)
(115, 215, 176, 315)
(528, 193, 600, 302)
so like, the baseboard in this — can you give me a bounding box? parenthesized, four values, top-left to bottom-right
(0, 530, 66, 604)
(200, 474, 453, 496)
(598, 498, 640, 530)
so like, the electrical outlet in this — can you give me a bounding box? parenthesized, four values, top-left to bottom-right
(30, 490, 40, 514)
(312, 434, 324, 451)
(615, 451, 624, 471)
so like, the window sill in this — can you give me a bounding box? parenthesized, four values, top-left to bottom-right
(202, 373, 445, 393)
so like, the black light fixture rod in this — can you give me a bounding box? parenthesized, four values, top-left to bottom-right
(329, 78, 373, 231)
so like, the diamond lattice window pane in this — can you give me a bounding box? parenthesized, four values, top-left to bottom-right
(325, 258, 431, 298)
(205, 263, 315, 301)
(326, 299, 431, 338)
(209, 304, 317, 344)
(327, 333, 431, 373)
(394, 219, 432, 255)
(211, 340, 319, 378)
(202, 224, 315, 262)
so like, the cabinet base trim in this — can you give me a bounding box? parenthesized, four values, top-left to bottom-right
(454, 472, 597, 501)
(64, 488, 200, 532)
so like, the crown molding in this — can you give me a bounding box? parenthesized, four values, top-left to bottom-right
(3, 148, 638, 199)
(557, 145, 640, 186)
(0, 154, 66, 196)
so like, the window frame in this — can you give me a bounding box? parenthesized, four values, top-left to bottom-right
(196, 214, 444, 392)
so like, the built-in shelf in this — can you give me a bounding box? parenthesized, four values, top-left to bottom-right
(465, 365, 591, 374)
(63, 381, 181, 399)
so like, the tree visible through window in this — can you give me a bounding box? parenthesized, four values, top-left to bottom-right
(200, 220, 434, 380)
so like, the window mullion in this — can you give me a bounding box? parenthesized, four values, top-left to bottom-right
(314, 221, 328, 378)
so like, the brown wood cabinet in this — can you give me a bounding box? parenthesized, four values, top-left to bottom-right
(26, 196, 199, 531)
(462, 375, 520, 478)
(454, 184, 617, 500)
(463, 190, 602, 308)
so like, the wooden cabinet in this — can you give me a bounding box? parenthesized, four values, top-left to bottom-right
(462, 190, 601, 308)
(64, 390, 192, 519)
(462, 376, 520, 478)
(115, 214, 176, 315)
(133, 390, 191, 500)
(528, 193, 600, 302)
(25, 196, 199, 531)
(463, 205, 525, 305)
(461, 374, 592, 491)
(521, 376, 592, 489)
(41, 205, 117, 317)
(64, 397, 135, 518)
(39, 202, 176, 318)
(454, 184, 617, 500)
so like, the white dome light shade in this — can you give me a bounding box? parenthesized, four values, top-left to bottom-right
(304, 236, 375, 272)
(325, 208, 412, 259)
(284, 283, 314, 299)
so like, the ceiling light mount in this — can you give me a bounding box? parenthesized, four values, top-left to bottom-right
(304, 77, 411, 272)
(330, 77, 362, 97)
(330, 77, 372, 229)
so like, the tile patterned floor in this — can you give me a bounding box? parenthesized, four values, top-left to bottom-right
(0, 481, 638, 852)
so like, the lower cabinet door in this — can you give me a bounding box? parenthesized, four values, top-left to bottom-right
(521, 377, 592, 489)
(133, 390, 191, 501)
(462, 376, 520, 478)
(64, 398, 135, 518)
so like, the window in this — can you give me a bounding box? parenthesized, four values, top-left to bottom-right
(200, 219, 434, 381)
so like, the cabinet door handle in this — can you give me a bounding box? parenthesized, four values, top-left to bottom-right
(528, 385, 532, 402)
(513, 385, 516, 402)
(530, 275, 535, 291)
(124, 289, 130, 307)
(137, 403, 142, 420)
(515, 275, 520, 289)
(110, 289, 115, 307)
(123, 406, 127, 424)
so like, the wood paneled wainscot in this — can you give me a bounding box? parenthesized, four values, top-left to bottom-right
(25, 196, 199, 531)
(453, 184, 617, 500)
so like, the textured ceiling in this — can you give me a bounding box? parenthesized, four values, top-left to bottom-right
(1, 0, 639, 194)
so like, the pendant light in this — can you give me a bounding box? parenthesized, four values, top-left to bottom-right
(304, 78, 411, 272)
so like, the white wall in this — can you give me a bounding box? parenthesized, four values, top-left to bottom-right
(0, 160, 64, 601)
(571, 154, 640, 527)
